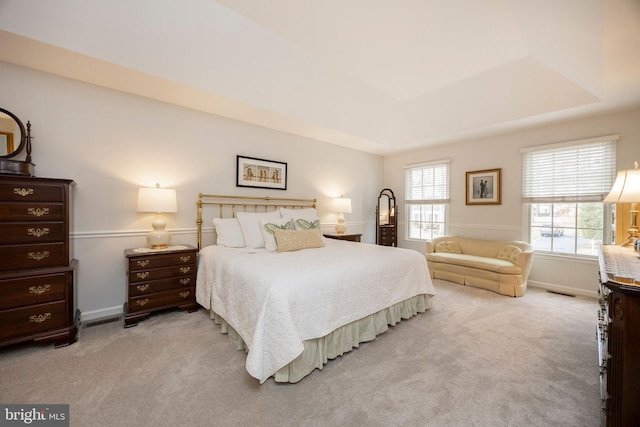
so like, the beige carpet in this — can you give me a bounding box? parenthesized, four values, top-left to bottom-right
(0, 279, 600, 427)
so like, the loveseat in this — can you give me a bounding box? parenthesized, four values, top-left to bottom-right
(426, 236, 534, 297)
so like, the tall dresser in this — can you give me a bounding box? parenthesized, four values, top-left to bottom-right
(0, 175, 78, 348)
(597, 244, 640, 426)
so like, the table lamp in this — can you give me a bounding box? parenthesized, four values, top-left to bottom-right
(137, 184, 178, 249)
(603, 161, 640, 247)
(333, 196, 352, 234)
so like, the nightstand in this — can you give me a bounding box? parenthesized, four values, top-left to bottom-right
(124, 244, 198, 327)
(323, 233, 362, 242)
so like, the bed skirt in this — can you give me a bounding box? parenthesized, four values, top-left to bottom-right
(210, 293, 432, 383)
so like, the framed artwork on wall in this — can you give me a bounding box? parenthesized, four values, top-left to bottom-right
(236, 155, 287, 190)
(466, 168, 501, 205)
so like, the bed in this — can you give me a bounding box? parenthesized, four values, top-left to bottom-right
(195, 194, 435, 383)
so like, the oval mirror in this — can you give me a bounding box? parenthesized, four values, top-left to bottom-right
(0, 107, 26, 159)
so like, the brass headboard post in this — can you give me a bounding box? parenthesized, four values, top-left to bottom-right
(196, 194, 317, 251)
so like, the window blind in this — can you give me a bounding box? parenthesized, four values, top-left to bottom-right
(522, 139, 617, 203)
(405, 162, 449, 204)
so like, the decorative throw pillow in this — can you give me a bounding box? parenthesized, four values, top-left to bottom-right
(259, 218, 294, 252)
(213, 218, 246, 248)
(497, 245, 522, 263)
(280, 207, 321, 230)
(273, 228, 325, 253)
(236, 210, 282, 249)
(435, 241, 462, 254)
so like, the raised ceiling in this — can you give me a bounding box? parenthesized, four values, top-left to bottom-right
(1, 0, 639, 155)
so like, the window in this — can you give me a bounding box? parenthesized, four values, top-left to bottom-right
(522, 135, 617, 256)
(405, 160, 449, 241)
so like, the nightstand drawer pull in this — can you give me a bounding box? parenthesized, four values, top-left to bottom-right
(136, 259, 150, 267)
(180, 255, 191, 263)
(179, 266, 191, 274)
(180, 278, 191, 285)
(28, 227, 50, 238)
(136, 284, 150, 292)
(28, 251, 50, 261)
(30, 313, 52, 323)
(14, 187, 34, 197)
(180, 291, 191, 298)
(136, 272, 150, 280)
(136, 299, 149, 307)
(29, 285, 51, 295)
(27, 207, 50, 217)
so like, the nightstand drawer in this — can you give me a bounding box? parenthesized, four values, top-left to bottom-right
(129, 276, 195, 297)
(0, 272, 67, 309)
(128, 287, 196, 313)
(128, 252, 195, 270)
(0, 243, 67, 271)
(129, 265, 195, 283)
(0, 221, 66, 244)
(0, 301, 67, 340)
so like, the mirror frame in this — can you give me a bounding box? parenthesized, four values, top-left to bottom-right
(0, 107, 26, 159)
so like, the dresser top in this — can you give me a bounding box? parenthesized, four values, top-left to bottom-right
(599, 244, 640, 287)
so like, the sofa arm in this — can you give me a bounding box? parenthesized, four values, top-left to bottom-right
(426, 241, 435, 254)
(515, 250, 535, 281)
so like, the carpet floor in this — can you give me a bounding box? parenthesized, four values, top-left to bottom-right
(0, 279, 601, 427)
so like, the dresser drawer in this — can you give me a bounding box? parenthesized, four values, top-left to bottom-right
(0, 221, 66, 244)
(129, 264, 195, 283)
(128, 287, 196, 313)
(0, 272, 67, 309)
(128, 251, 196, 270)
(0, 301, 67, 340)
(129, 275, 195, 297)
(0, 182, 66, 202)
(0, 202, 65, 221)
(0, 243, 68, 271)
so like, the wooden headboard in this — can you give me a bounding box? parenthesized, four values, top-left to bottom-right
(196, 193, 317, 250)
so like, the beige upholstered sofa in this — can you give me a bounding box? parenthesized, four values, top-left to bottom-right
(426, 236, 534, 297)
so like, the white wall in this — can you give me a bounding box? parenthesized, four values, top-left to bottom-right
(384, 107, 640, 297)
(1, 61, 383, 321)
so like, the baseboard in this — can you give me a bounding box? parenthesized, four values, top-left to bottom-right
(80, 306, 123, 324)
(528, 280, 598, 299)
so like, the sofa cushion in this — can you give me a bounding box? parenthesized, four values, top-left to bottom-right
(496, 245, 522, 263)
(435, 241, 462, 254)
(426, 252, 522, 275)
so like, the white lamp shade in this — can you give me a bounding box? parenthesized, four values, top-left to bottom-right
(137, 187, 178, 213)
(603, 169, 640, 203)
(333, 197, 352, 213)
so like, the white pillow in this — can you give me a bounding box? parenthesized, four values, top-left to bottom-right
(259, 218, 294, 252)
(280, 207, 321, 230)
(236, 211, 282, 249)
(213, 218, 246, 248)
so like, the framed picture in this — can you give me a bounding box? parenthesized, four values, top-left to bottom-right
(466, 168, 501, 205)
(236, 155, 287, 190)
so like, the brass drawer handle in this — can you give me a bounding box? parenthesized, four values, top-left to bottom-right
(136, 272, 150, 280)
(180, 255, 191, 263)
(136, 284, 150, 292)
(29, 285, 51, 295)
(27, 207, 50, 217)
(136, 259, 150, 267)
(28, 251, 50, 261)
(30, 313, 52, 323)
(14, 187, 34, 197)
(179, 278, 191, 285)
(179, 266, 191, 274)
(180, 291, 191, 298)
(135, 299, 149, 307)
(28, 227, 50, 238)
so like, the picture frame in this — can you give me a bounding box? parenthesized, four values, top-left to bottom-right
(236, 155, 287, 190)
(466, 168, 501, 205)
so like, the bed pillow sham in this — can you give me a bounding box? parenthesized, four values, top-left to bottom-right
(280, 207, 321, 230)
(236, 210, 282, 249)
(273, 228, 325, 253)
(259, 218, 294, 252)
(213, 218, 246, 248)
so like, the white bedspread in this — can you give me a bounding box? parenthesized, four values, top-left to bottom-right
(196, 239, 435, 383)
